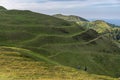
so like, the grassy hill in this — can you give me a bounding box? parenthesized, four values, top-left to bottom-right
(53, 14, 120, 41)
(53, 14, 89, 22)
(89, 20, 112, 33)
(0, 46, 118, 80)
(53, 14, 116, 33)
(0, 6, 120, 79)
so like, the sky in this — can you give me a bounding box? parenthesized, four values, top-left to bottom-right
(0, 0, 120, 19)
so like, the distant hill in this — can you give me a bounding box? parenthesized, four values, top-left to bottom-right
(53, 14, 89, 22)
(87, 20, 112, 33)
(0, 6, 120, 79)
(90, 19, 120, 26)
(53, 14, 120, 34)
(53, 14, 113, 33)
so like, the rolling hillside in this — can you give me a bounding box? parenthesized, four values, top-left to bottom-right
(53, 14, 120, 33)
(0, 6, 120, 79)
(53, 14, 120, 41)
(0, 46, 117, 80)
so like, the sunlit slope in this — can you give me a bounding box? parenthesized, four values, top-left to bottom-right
(53, 14, 114, 33)
(53, 14, 89, 22)
(0, 46, 117, 80)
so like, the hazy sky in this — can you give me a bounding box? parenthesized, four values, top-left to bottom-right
(0, 0, 120, 19)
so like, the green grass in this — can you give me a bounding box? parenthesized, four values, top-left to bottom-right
(0, 46, 118, 80)
(0, 7, 120, 78)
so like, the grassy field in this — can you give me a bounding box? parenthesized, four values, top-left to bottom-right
(0, 46, 118, 80)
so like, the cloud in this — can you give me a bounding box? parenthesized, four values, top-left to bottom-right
(0, 0, 120, 19)
(0, 0, 90, 10)
(0, 0, 119, 9)
(93, 3, 120, 7)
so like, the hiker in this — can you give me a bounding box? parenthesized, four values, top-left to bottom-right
(84, 66, 87, 71)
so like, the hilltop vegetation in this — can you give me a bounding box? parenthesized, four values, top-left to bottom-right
(53, 14, 89, 22)
(0, 6, 120, 79)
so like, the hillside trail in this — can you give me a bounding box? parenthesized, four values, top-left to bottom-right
(48, 36, 102, 58)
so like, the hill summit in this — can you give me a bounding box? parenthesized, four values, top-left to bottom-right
(53, 14, 89, 22)
(91, 20, 112, 33)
